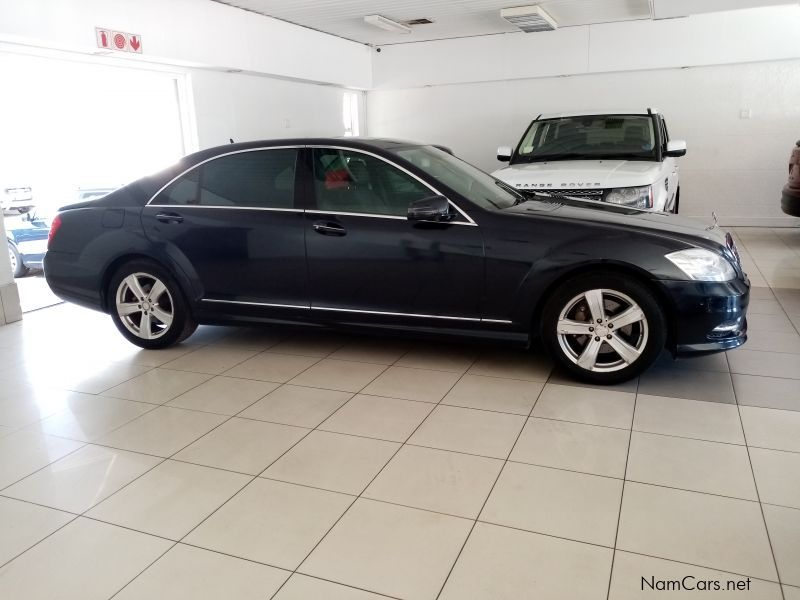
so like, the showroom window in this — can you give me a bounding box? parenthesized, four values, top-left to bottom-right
(312, 148, 431, 216)
(152, 149, 298, 208)
(342, 92, 360, 137)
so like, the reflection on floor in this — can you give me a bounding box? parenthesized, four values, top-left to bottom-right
(0, 227, 798, 599)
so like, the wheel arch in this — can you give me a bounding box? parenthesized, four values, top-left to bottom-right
(529, 261, 676, 349)
(100, 253, 197, 314)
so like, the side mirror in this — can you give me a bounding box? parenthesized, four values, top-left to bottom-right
(497, 146, 512, 162)
(408, 195, 452, 222)
(665, 140, 687, 157)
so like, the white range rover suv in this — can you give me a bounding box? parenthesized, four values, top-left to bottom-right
(492, 109, 686, 213)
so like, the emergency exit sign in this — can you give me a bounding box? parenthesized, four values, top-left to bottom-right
(95, 28, 142, 54)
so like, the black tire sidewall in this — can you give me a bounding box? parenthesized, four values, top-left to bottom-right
(541, 272, 666, 384)
(8, 242, 26, 278)
(108, 260, 193, 349)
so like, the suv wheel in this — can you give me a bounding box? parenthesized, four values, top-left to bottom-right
(541, 272, 666, 384)
(108, 260, 196, 349)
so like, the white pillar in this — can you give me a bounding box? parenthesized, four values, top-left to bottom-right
(0, 217, 23, 326)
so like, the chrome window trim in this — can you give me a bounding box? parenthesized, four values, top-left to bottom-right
(306, 209, 406, 221)
(147, 204, 303, 214)
(307, 145, 478, 226)
(200, 298, 512, 324)
(145, 145, 303, 207)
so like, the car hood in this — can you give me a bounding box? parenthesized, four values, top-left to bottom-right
(492, 159, 661, 189)
(503, 199, 728, 248)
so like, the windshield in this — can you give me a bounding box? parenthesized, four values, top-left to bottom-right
(513, 115, 657, 163)
(393, 145, 519, 210)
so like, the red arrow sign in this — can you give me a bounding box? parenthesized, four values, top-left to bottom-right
(129, 35, 141, 52)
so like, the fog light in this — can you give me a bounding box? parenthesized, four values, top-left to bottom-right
(708, 318, 743, 338)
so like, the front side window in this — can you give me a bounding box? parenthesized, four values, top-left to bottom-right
(152, 149, 297, 208)
(513, 115, 657, 163)
(312, 148, 432, 216)
(394, 145, 518, 211)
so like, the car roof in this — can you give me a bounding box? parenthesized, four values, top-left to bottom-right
(536, 109, 660, 119)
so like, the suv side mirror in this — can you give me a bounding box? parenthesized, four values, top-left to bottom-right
(497, 146, 512, 162)
(408, 195, 452, 222)
(665, 140, 687, 157)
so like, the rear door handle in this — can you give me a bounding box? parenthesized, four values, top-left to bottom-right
(313, 221, 346, 236)
(156, 212, 184, 224)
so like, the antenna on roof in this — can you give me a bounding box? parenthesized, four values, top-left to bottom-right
(229, 138, 235, 144)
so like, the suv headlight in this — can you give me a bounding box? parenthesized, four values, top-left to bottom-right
(665, 248, 736, 282)
(606, 185, 653, 209)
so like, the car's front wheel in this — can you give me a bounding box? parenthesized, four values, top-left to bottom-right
(108, 260, 196, 349)
(8, 242, 28, 278)
(541, 272, 666, 384)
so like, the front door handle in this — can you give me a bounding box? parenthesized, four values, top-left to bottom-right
(156, 212, 184, 224)
(313, 221, 346, 236)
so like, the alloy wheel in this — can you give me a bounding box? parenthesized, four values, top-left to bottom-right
(556, 288, 649, 373)
(115, 272, 174, 340)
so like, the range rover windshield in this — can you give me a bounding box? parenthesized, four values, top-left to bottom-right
(512, 115, 657, 164)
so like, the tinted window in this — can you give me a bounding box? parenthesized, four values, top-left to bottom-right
(394, 145, 518, 211)
(312, 148, 432, 216)
(153, 149, 297, 208)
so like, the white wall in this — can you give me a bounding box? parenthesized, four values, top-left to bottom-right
(0, 0, 372, 88)
(368, 60, 800, 225)
(372, 6, 800, 89)
(191, 70, 365, 149)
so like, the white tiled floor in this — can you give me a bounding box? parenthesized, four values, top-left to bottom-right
(0, 227, 799, 599)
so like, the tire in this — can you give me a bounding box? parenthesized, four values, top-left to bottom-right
(108, 260, 197, 349)
(8, 242, 28, 278)
(541, 272, 666, 384)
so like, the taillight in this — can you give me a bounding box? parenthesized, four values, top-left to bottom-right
(47, 214, 62, 250)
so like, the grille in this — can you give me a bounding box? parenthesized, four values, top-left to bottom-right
(522, 189, 608, 201)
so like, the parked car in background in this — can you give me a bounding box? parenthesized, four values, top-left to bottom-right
(493, 109, 686, 213)
(45, 138, 747, 384)
(782, 139, 800, 217)
(5, 209, 50, 277)
(1, 183, 34, 214)
(76, 187, 119, 203)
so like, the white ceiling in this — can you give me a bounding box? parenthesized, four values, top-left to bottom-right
(212, 0, 798, 45)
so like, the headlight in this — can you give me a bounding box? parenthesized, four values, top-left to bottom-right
(665, 248, 736, 282)
(606, 186, 653, 209)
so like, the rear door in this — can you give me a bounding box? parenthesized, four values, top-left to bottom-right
(141, 147, 308, 311)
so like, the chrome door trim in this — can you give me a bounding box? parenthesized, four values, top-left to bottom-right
(306, 209, 406, 221)
(200, 298, 512, 324)
(307, 145, 477, 226)
(202, 299, 310, 310)
(145, 145, 304, 206)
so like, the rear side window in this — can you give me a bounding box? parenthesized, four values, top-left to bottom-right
(152, 149, 298, 208)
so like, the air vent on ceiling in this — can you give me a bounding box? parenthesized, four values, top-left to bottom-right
(404, 18, 433, 25)
(500, 5, 558, 33)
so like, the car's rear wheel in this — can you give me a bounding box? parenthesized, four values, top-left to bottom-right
(108, 260, 196, 349)
(8, 242, 28, 278)
(541, 272, 666, 384)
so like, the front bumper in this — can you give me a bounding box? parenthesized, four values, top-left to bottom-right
(661, 276, 749, 356)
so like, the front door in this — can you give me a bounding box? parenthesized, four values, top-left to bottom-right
(303, 147, 484, 322)
(141, 147, 308, 309)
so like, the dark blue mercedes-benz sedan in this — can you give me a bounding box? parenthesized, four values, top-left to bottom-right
(44, 138, 748, 384)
